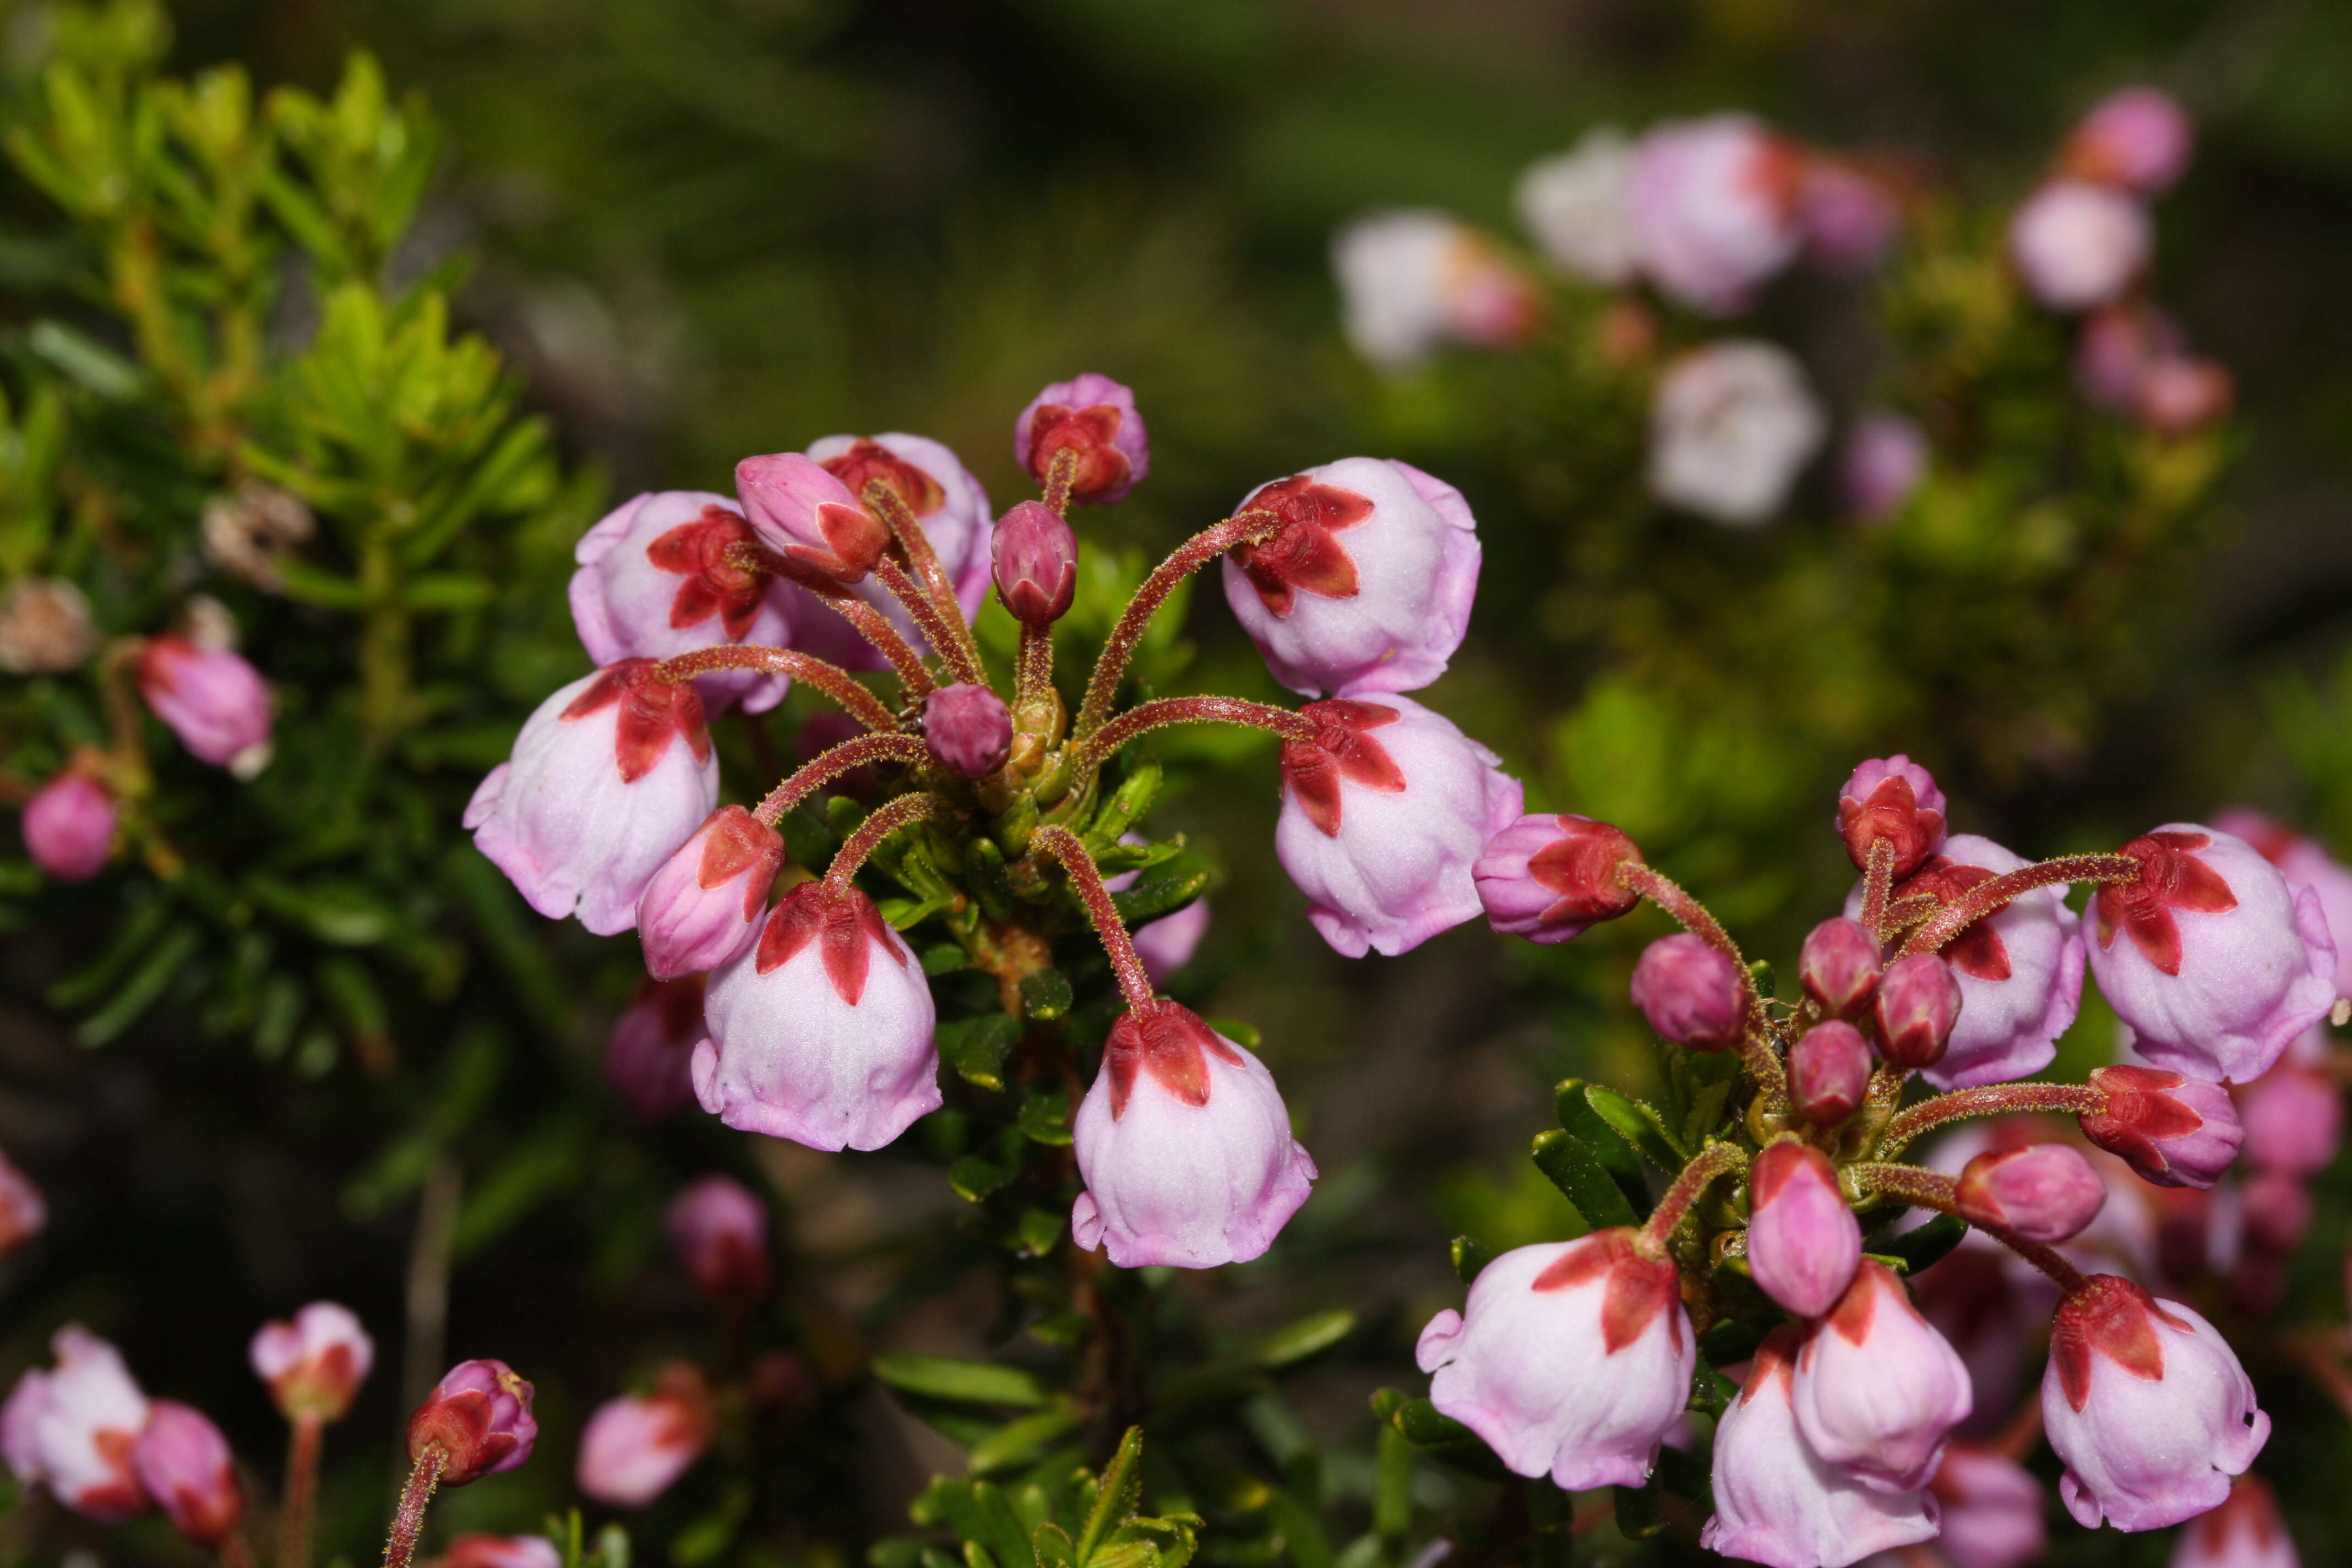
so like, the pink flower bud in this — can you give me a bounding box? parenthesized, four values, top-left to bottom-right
(2010, 180, 2152, 312)
(665, 1175, 770, 1304)
(1, 1326, 149, 1522)
(605, 974, 705, 1121)
(2172, 1474, 2297, 1568)
(1853, 834, 2086, 1090)
(810, 433, 994, 608)
(1275, 695, 1523, 958)
(466, 662, 719, 936)
(1792, 1260, 1973, 1493)
(1800, 918, 1881, 1018)
(1474, 813, 1643, 945)
(2060, 87, 2194, 195)
(1331, 213, 1539, 369)
(1837, 409, 1928, 522)
(249, 1302, 374, 1424)
(692, 881, 940, 1150)
(407, 1359, 537, 1487)
(137, 635, 271, 775)
(1836, 755, 1947, 878)
(0, 1148, 44, 1256)
(1629, 934, 1745, 1052)
(2138, 357, 2233, 435)
(1418, 1231, 1694, 1490)
(1222, 458, 1481, 699)
(2082, 1065, 2244, 1189)
(1627, 115, 1804, 313)
(990, 500, 1077, 624)
(2240, 1168, 2315, 1253)
(1790, 1021, 1872, 1126)
(133, 1401, 242, 1545)
(1797, 159, 1902, 276)
(2043, 1275, 2267, 1529)
(576, 1366, 711, 1509)
(2236, 1061, 2340, 1176)
(1930, 1443, 2046, 1568)
(924, 682, 1012, 779)
(635, 807, 785, 980)
(1701, 1327, 1940, 1566)
(21, 772, 114, 881)
(569, 492, 794, 715)
(429, 1537, 563, 1568)
(1956, 1144, 2107, 1243)
(1873, 953, 1962, 1070)
(1013, 374, 1150, 504)
(2088, 825, 2336, 1083)
(1071, 1003, 1316, 1268)
(1745, 1142, 1861, 1318)
(733, 452, 889, 582)
(2076, 303, 2184, 410)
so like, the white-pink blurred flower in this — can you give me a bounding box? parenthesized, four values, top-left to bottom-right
(138, 634, 272, 776)
(2060, 87, 2194, 195)
(1648, 341, 1825, 525)
(251, 1301, 374, 1423)
(1332, 211, 1538, 370)
(1628, 115, 1804, 312)
(1, 1325, 150, 1522)
(576, 1367, 711, 1509)
(1516, 127, 1641, 285)
(2009, 181, 2150, 312)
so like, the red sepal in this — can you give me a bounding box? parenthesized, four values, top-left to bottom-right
(695, 805, 787, 919)
(1023, 404, 1131, 497)
(1278, 699, 1407, 837)
(2094, 832, 2237, 976)
(2049, 1275, 2192, 1412)
(1531, 1228, 1684, 1355)
(643, 504, 769, 639)
(1838, 775, 1947, 879)
(754, 881, 905, 1005)
(2080, 1064, 2207, 1174)
(819, 438, 945, 517)
(1894, 857, 2011, 981)
(1230, 475, 1376, 616)
(1528, 817, 1644, 928)
(1103, 1001, 1244, 1120)
(560, 660, 712, 782)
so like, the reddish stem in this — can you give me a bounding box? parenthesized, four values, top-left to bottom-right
(862, 478, 985, 679)
(378, 1447, 443, 1568)
(1074, 511, 1283, 741)
(1014, 622, 1054, 710)
(1029, 825, 1156, 1014)
(1877, 1081, 2105, 1156)
(654, 645, 897, 733)
(722, 541, 934, 697)
(1853, 1162, 2088, 1293)
(1042, 445, 1079, 517)
(753, 733, 931, 826)
(1899, 853, 2141, 959)
(824, 791, 951, 890)
(1613, 862, 1781, 1102)
(1859, 838, 1897, 943)
(1636, 1141, 1748, 1256)
(277, 1413, 322, 1568)
(222, 1532, 259, 1568)
(873, 556, 988, 688)
(1080, 694, 1315, 770)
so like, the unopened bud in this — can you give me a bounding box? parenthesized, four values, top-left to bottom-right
(406, 1359, 538, 1486)
(1630, 933, 1745, 1052)
(991, 501, 1077, 624)
(1954, 1144, 2106, 1243)
(1836, 755, 1947, 878)
(665, 1175, 771, 1304)
(1790, 1020, 1872, 1126)
(249, 1302, 374, 1424)
(1873, 952, 1962, 1069)
(1745, 1141, 1861, 1317)
(1799, 917, 1881, 1018)
(1473, 813, 1643, 945)
(132, 1401, 242, 1545)
(925, 682, 1013, 778)
(21, 772, 116, 882)
(2081, 1065, 2244, 1189)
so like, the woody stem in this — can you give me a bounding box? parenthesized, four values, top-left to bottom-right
(653, 645, 897, 733)
(874, 557, 988, 688)
(1637, 1141, 1749, 1256)
(753, 734, 932, 826)
(1029, 825, 1156, 1014)
(1899, 854, 2142, 959)
(863, 479, 986, 680)
(1077, 695, 1316, 772)
(378, 1447, 443, 1568)
(1042, 445, 1079, 517)
(1876, 1082, 2105, 1158)
(1073, 510, 1284, 742)
(277, 1413, 322, 1568)
(722, 542, 934, 697)
(1850, 1162, 2088, 1294)
(1859, 838, 1897, 943)
(824, 791, 950, 890)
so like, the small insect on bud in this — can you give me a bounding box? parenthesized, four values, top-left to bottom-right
(1954, 1144, 2106, 1244)
(1630, 934, 1746, 1052)
(1873, 952, 1962, 1069)
(924, 683, 1013, 779)
(1836, 755, 1947, 878)
(1799, 917, 1881, 1018)
(406, 1360, 537, 1487)
(1790, 1020, 1872, 1126)
(991, 501, 1079, 625)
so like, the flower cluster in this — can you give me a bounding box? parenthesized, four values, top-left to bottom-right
(473, 375, 1537, 1270)
(1409, 753, 2332, 1566)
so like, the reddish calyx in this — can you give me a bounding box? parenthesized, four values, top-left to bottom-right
(2079, 1064, 2206, 1170)
(646, 505, 770, 637)
(1532, 818, 1645, 929)
(1103, 1001, 1244, 1119)
(696, 806, 786, 919)
(1531, 1228, 1684, 1355)
(1230, 475, 1375, 616)
(2094, 832, 2236, 976)
(1279, 699, 1406, 836)
(1894, 858, 2010, 980)
(1023, 403, 1131, 498)
(820, 439, 944, 518)
(755, 881, 903, 1004)
(561, 659, 712, 782)
(2048, 1275, 2191, 1411)
(1839, 774, 1946, 879)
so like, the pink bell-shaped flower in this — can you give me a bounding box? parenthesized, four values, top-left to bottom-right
(2235, 1059, 2341, 1176)
(569, 491, 795, 714)
(1221, 458, 1480, 699)
(1928, 1444, 2046, 1568)
(1954, 1144, 2108, 1243)
(1627, 115, 1804, 314)
(1013, 374, 1150, 504)
(133, 1401, 243, 1545)
(1418, 1230, 1694, 1491)
(1275, 695, 1523, 957)
(20, 772, 115, 881)
(430, 1538, 562, 1568)
(1473, 813, 1643, 945)
(2081, 1065, 2244, 1189)
(138, 634, 272, 776)
(250, 1301, 374, 1424)
(665, 1175, 771, 1304)
(2170, 1474, 2299, 1568)
(466, 661, 719, 936)
(691, 881, 940, 1151)
(1071, 1002, 1316, 1268)
(636, 807, 786, 981)
(0, 1325, 150, 1522)
(1837, 755, 1947, 878)
(2060, 87, 2194, 196)
(1791, 1260, 1973, 1493)
(2087, 825, 2337, 1084)
(576, 1366, 711, 1509)
(1331, 213, 1539, 371)
(605, 974, 706, 1122)
(1647, 341, 1826, 526)
(733, 452, 889, 584)
(2215, 807, 2352, 1003)
(2042, 1275, 2267, 1530)
(779, 434, 995, 669)
(1701, 1326, 1941, 1568)
(2010, 181, 2151, 312)
(407, 1359, 537, 1487)
(1745, 1141, 1861, 1318)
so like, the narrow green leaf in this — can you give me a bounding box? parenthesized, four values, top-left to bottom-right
(967, 1406, 1079, 1476)
(1581, 1084, 1687, 1167)
(1032, 1523, 1077, 1568)
(1015, 1207, 1064, 1257)
(941, 1014, 1021, 1092)
(870, 1356, 1047, 1409)
(1552, 1080, 1652, 1213)
(1109, 872, 1207, 928)
(1530, 1129, 1638, 1230)
(1018, 1090, 1072, 1146)
(1244, 1310, 1353, 1370)
(949, 1153, 1017, 1203)
(1449, 1235, 1493, 1284)
(1020, 969, 1072, 1021)
(75, 921, 200, 1046)
(1076, 1427, 1145, 1562)
(1875, 1212, 1970, 1275)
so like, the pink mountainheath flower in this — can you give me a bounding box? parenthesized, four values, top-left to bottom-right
(665, 1175, 771, 1304)
(576, 1369, 711, 1509)
(1627, 115, 1804, 313)
(635, 807, 786, 981)
(1791, 1260, 1973, 1493)
(604, 974, 706, 1121)
(407, 1359, 537, 1487)
(1745, 1141, 1863, 1318)
(1629, 933, 1746, 1052)
(132, 1401, 243, 1545)
(1647, 340, 1825, 525)
(251, 1301, 373, 1423)
(2009, 181, 2150, 312)
(1331, 212, 1538, 370)
(568, 491, 795, 714)
(2060, 87, 2194, 195)
(1013, 375, 1151, 505)
(137, 634, 272, 775)
(2080, 1065, 2244, 1189)
(1, 1326, 150, 1522)
(1473, 813, 1643, 945)
(20, 771, 114, 881)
